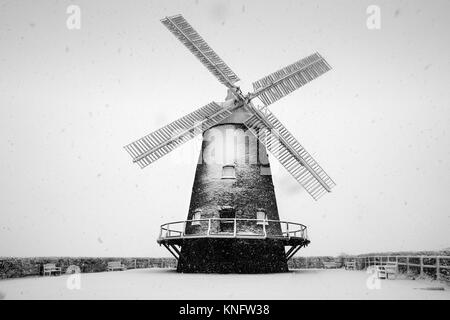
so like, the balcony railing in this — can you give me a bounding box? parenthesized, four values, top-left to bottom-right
(158, 218, 308, 242)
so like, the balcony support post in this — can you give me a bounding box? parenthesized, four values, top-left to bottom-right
(162, 243, 179, 260)
(263, 220, 266, 237)
(286, 244, 303, 261)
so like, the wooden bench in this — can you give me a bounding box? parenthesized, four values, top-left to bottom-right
(345, 261, 356, 270)
(385, 262, 398, 278)
(376, 262, 398, 279)
(375, 266, 387, 279)
(323, 261, 338, 269)
(107, 261, 126, 271)
(43, 263, 62, 276)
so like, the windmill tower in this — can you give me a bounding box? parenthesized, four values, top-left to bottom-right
(124, 14, 336, 273)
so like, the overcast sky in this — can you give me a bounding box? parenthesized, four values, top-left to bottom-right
(0, 0, 449, 257)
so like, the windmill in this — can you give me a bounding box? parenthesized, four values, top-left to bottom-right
(124, 14, 336, 273)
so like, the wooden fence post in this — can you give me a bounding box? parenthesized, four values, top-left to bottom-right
(436, 256, 440, 281)
(420, 256, 423, 277)
(406, 256, 410, 274)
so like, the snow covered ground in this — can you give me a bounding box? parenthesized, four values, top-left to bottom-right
(0, 268, 449, 300)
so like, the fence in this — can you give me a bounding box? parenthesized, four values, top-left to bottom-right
(159, 218, 308, 240)
(343, 255, 450, 281)
(0, 257, 178, 279)
(2, 255, 449, 281)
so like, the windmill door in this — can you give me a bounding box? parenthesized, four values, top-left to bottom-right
(219, 207, 235, 234)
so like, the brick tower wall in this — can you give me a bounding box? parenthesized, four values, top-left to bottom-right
(185, 123, 282, 236)
(177, 121, 288, 273)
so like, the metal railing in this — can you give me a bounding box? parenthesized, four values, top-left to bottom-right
(158, 218, 308, 241)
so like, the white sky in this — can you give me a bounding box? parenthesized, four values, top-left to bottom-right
(0, 0, 449, 257)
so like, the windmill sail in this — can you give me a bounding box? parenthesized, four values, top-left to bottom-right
(161, 14, 240, 88)
(251, 53, 331, 107)
(124, 102, 232, 168)
(244, 105, 335, 200)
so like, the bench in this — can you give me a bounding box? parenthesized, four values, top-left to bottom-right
(43, 263, 62, 276)
(375, 262, 398, 279)
(107, 261, 126, 271)
(345, 261, 356, 270)
(323, 261, 338, 269)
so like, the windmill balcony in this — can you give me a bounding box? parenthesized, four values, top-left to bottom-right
(157, 218, 309, 244)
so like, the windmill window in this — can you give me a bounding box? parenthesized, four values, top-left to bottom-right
(192, 209, 202, 226)
(221, 165, 236, 179)
(260, 165, 272, 176)
(256, 210, 268, 225)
